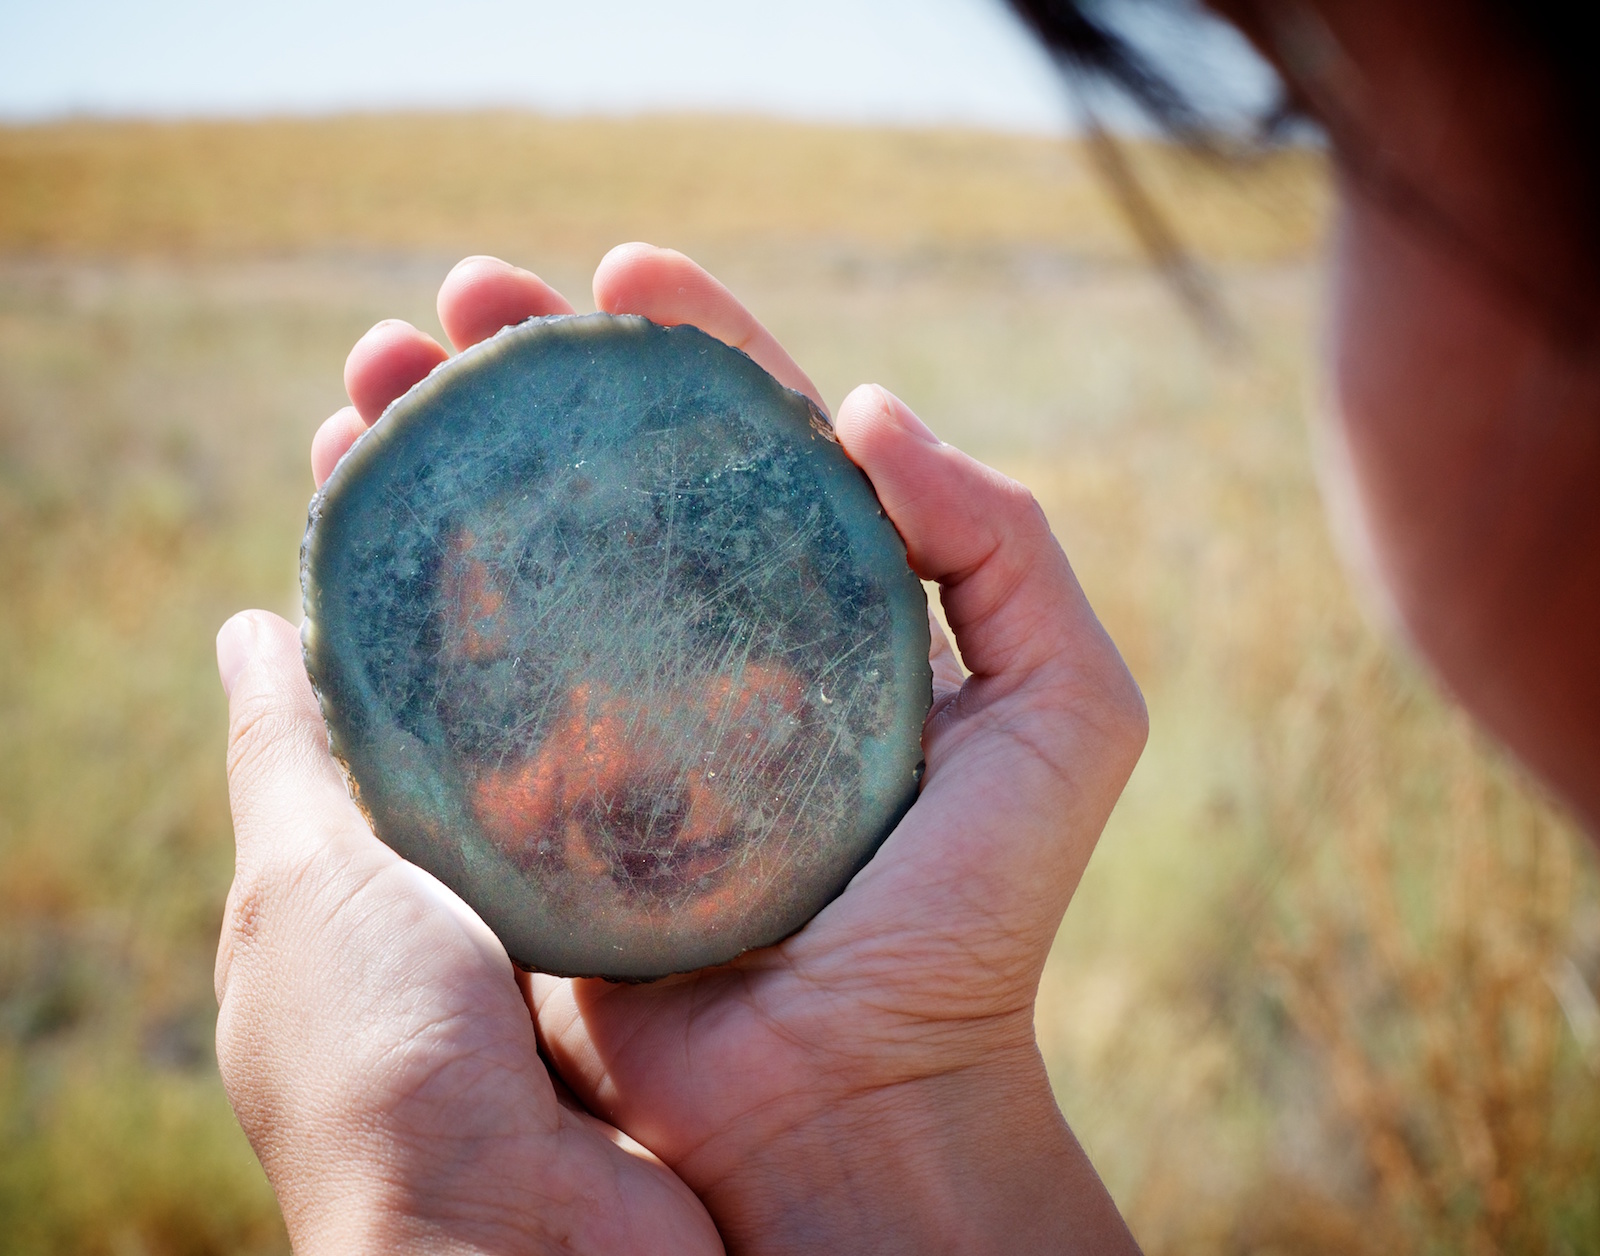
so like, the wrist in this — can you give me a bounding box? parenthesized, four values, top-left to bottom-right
(697, 1044, 1137, 1255)
(270, 1147, 577, 1256)
(284, 1190, 510, 1256)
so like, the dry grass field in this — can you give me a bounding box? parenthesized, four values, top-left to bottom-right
(1, 112, 1596, 1255)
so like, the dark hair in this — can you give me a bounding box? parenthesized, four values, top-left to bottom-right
(1001, 0, 1286, 343)
(1004, 0, 1287, 145)
(1005, 0, 1600, 345)
(1007, 0, 1597, 163)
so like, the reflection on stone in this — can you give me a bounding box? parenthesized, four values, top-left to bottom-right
(302, 314, 931, 978)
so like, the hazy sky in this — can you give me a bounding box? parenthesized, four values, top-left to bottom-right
(0, 0, 1275, 132)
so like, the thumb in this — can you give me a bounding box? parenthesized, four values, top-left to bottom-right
(830, 386, 1147, 939)
(212, 610, 393, 1003)
(216, 610, 373, 869)
(834, 384, 1144, 726)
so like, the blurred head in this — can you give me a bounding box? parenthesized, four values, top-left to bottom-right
(1013, 0, 1600, 831)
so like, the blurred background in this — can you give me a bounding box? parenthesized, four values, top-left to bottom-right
(2, 2, 1597, 1253)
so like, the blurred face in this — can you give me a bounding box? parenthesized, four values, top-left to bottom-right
(1220, 0, 1600, 828)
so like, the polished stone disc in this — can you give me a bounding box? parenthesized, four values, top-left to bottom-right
(301, 313, 931, 979)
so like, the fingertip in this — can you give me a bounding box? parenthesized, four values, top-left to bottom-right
(344, 320, 449, 424)
(216, 612, 261, 699)
(834, 386, 949, 535)
(833, 386, 1093, 682)
(218, 608, 353, 819)
(217, 608, 386, 896)
(217, 610, 304, 704)
(594, 244, 827, 409)
(310, 406, 368, 487)
(438, 255, 575, 350)
(836, 384, 940, 453)
(448, 253, 504, 271)
(591, 241, 681, 315)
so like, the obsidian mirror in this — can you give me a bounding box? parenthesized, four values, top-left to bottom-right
(302, 313, 932, 979)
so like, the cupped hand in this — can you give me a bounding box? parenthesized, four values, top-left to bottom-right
(214, 256, 721, 1255)
(222, 246, 1147, 1255)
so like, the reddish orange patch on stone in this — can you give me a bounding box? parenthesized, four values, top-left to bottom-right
(440, 529, 508, 661)
(472, 665, 805, 915)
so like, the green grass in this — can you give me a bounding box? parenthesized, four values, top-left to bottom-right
(0, 112, 1594, 1255)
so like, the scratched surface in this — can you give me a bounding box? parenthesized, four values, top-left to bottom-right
(302, 314, 932, 978)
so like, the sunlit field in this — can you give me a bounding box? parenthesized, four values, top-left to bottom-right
(2, 113, 1596, 1255)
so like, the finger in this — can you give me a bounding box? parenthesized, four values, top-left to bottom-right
(215, 610, 374, 866)
(927, 605, 965, 706)
(214, 611, 508, 957)
(823, 387, 1148, 951)
(835, 384, 1135, 712)
(212, 611, 393, 979)
(592, 242, 826, 410)
(310, 406, 367, 488)
(344, 320, 449, 424)
(437, 255, 576, 351)
(214, 609, 511, 1008)
(212, 610, 389, 997)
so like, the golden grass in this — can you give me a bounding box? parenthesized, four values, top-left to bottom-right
(1, 112, 1595, 1256)
(0, 112, 1327, 264)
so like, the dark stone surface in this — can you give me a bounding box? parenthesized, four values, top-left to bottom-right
(301, 314, 931, 979)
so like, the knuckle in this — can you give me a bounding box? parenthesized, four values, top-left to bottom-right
(213, 882, 268, 1081)
(213, 933, 232, 1008)
(962, 476, 1061, 613)
(992, 484, 1067, 597)
(212, 993, 280, 1146)
(214, 869, 271, 1004)
(992, 473, 1051, 538)
(1111, 675, 1151, 759)
(225, 688, 317, 789)
(213, 1002, 243, 1088)
(1087, 659, 1150, 772)
(213, 849, 340, 1072)
(1025, 635, 1148, 771)
(224, 873, 270, 954)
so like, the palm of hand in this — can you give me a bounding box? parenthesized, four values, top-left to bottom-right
(215, 617, 723, 1253)
(220, 245, 1145, 1254)
(530, 663, 1103, 1236)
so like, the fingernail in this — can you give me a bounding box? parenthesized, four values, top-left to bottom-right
(880, 386, 940, 445)
(216, 613, 258, 698)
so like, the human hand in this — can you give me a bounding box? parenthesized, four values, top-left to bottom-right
(216, 505, 722, 1245)
(225, 245, 1147, 1254)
